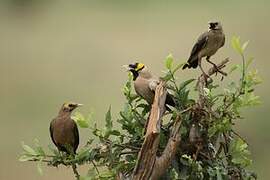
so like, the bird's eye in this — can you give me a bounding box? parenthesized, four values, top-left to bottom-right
(68, 104, 73, 108)
(129, 64, 136, 69)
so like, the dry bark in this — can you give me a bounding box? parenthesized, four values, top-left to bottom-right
(132, 81, 182, 180)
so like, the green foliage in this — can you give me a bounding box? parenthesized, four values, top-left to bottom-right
(73, 112, 91, 128)
(229, 138, 252, 167)
(20, 37, 260, 179)
(231, 36, 249, 56)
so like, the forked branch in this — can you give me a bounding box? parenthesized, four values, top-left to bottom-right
(132, 81, 182, 180)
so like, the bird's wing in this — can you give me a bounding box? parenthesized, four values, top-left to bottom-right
(73, 121, 79, 153)
(148, 78, 160, 92)
(221, 35, 225, 47)
(188, 32, 209, 60)
(49, 119, 57, 146)
(165, 93, 175, 107)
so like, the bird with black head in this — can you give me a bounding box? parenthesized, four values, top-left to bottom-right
(123, 62, 175, 109)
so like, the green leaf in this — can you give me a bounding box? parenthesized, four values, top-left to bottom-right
(246, 57, 254, 70)
(98, 170, 115, 178)
(242, 41, 249, 52)
(85, 167, 97, 179)
(229, 64, 240, 74)
(162, 73, 173, 81)
(37, 161, 43, 175)
(208, 118, 232, 137)
(216, 167, 222, 180)
(73, 112, 89, 128)
(178, 79, 195, 91)
(172, 62, 185, 74)
(105, 106, 112, 130)
(21, 142, 37, 156)
(48, 145, 60, 156)
(229, 138, 252, 167)
(34, 139, 45, 156)
(165, 54, 174, 69)
(80, 176, 92, 180)
(231, 36, 243, 54)
(76, 148, 91, 161)
(93, 125, 103, 138)
(110, 130, 121, 136)
(19, 155, 35, 162)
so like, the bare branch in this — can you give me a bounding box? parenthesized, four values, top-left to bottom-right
(72, 164, 80, 180)
(151, 115, 182, 180)
(132, 81, 167, 180)
(131, 81, 183, 180)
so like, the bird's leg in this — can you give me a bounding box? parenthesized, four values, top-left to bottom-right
(58, 151, 67, 165)
(198, 58, 209, 80)
(59, 151, 64, 158)
(206, 56, 225, 76)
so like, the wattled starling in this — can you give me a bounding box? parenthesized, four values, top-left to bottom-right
(123, 62, 175, 109)
(50, 102, 82, 154)
(183, 21, 225, 77)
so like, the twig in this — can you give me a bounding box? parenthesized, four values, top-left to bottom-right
(231, 130, 248, 145)
(240, 54, 246, 94)
(113, 142, 141, 151)
(180, 106, 193, 114)
(223, 132, 229, 154)
(71, 164, 80, 180)
(28, 159, 51, 163)
(102, 139, 141, 151)
(119, 150, 139, 156)
(91, 160, 100, 175)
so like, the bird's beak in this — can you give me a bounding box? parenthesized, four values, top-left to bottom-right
(76, 103, 83, 107)
(208, 23, 215, 30)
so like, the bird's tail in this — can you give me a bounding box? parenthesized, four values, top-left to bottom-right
(165, 93, 176, 111)
(182, 56, 198, 69)
(182, 63, 190, 69)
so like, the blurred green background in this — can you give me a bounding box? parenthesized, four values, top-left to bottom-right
(1, 0, 269, 179)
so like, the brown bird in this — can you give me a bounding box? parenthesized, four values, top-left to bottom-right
(183, 21, 225, 77)
(124, 62, 175, 109)
(50, 102, 82, 154)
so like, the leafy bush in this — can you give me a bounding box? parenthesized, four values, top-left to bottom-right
(20, 37, 260, 180)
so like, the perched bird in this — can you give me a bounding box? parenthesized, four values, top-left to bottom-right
(124, 62, 175, 109)
(50, 102, 82, 154)
(183, 21, 225, 77)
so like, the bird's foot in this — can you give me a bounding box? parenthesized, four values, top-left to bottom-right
(202, 73, 213, 83)
(212, 64, 227, 77)
(202, 72, 209, 79)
